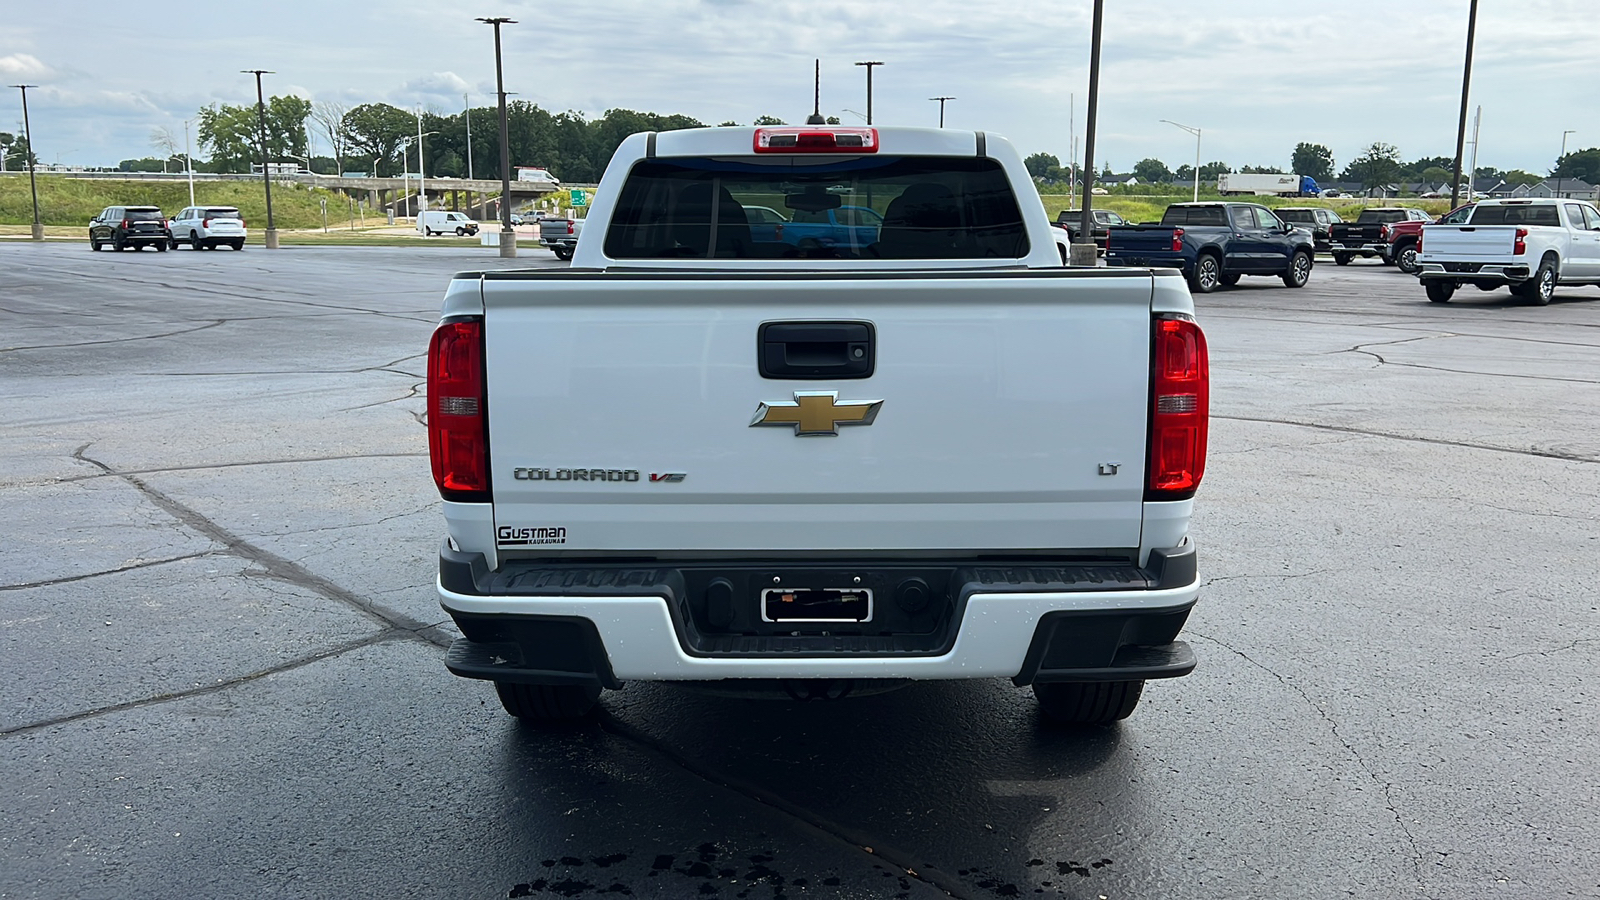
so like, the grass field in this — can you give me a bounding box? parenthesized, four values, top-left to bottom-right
(0, 174, 373, 229)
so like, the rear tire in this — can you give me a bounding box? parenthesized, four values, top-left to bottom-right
(90, 237, 102, 251)
(1281, 250, 1312, 288)
(1188, 253, 1222, 294)
(155, 241, 167, 252)
(1219, 273, 1241, 287)
(190, 232, 204, 250)
(230, 240, 244, 250)
(554, 247, 574, 261)
(1381, 252, 1397, 267)
(493, 682, 600, 721)
(1424, 280, 1456, 303)
(1522, 257, 1558, 305)
(1034, 680, 1145, 725)
(1394, 241, 1420, 274)
(1332, 252, 1352, 266)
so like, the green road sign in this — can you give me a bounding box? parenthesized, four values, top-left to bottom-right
(570, 189, 587, 207)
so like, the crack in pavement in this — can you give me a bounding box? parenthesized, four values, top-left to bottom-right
(1498, 637, 1600, 662)
(0, 551, 219, 592)
(1216, 415, 1599, 464)
(340, 381, 425, 411)
(0, 320, 226, 353)
(71, 445, 450, 647)
(55, 451, 427, 483)
(1184, 630, 1435, 899)
(1342, 334, 1600, 385)
(0, 630, 409, 737)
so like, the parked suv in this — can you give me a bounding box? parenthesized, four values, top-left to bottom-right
(89, 206, 171, 252)
(169, 206, 247, 250)
(1276, 207, 1342, 253)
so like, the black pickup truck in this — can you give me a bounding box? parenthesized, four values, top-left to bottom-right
(1054, 208, 1128, 252)
(1327, 207, 1430, 266)
(1104, 202, 1316, 293)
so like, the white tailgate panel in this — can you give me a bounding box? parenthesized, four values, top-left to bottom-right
(484, 274, 1153, 553)
(1423, 227, 1516, 260)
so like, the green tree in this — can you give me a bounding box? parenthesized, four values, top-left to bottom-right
(753, 115, 787, 125)
(1024, 152, 1060, 179)
(1500, 169, 1543, 187)
(1133, 157, 1171, 183)
(1198, 160, 1229, 181)
(1290, 142, 1334, 181)
(1240, 164, 1285, 174)
(2, 133, 34, 169)
(1420, 166, 1452, 185)
(1341, 142, 1402, 187)
(197, 96, 310, 173)
(342, 103, 415, 177)
(1553, 147, 1600, 184)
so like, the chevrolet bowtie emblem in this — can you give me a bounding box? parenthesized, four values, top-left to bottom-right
(750, 391, 883, 436)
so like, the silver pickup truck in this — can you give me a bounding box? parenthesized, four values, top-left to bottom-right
(427, 125, 1209, 725)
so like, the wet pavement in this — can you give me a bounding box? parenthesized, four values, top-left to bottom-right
(2, 244, 1597, 899)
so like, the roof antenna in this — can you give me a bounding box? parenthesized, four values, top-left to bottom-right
(806, 59, 826, 125)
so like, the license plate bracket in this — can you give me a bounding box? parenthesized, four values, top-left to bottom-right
(761, 587, 873, 623)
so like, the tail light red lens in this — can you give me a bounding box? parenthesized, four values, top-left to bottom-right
(202, 218, 211, 228)
(1171, 228, 1184, 253)
(428, 318, 491, 501)
(1380, 224, 1391, 241)
(753, 126, 880, 154)
(1514, 227, 1528, 255)
(1147, 315, 1209, 500)
(120, 219, 130, 229)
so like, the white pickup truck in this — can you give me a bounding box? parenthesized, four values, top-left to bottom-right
(427, 125, 1208, 725)
(1417, 198, 1600, 304)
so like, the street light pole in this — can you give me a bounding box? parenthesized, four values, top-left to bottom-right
(417, 108, 427, 217)
(182, 117, 196, 207)
(464, 92, 474, 181)
(1161, 119, 1202, 202)
(242, 69, 279, 249)
(1556, 129, 1575, 199)
(10, 84, 42, 240)
(478, 16, 518, 258)
(930, 96, 955, 128)
(854, 61, 883, 124)
(1448, 0, 1478, 210)
(1072, 0, 1104, 267)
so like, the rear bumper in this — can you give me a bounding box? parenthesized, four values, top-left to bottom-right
(1418, 262, 1530, 282)
(437, 543, 1200, 686)
(1329, 241, 1388, 256)
(1104, 253, 1189, 273)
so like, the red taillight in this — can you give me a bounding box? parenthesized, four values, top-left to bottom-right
(566, 222, 574, 235)
(120, 219, 130, 229)
(202, 218, 211, 228)
(1380, 224, 1391, 241)
(1147, 316, 1209, 499)
(1171, 228, 1184, 253)
(753, 126, 880, 154)
(1416, 230, 1422, 252)
(1514, 227, 1528, 255)
(428, 319, 490, 501)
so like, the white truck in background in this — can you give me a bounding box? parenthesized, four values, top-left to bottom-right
(427, 125, 1209, 725)
(1216, 173, 1321, 197)
(1417, 198, 1600, 304)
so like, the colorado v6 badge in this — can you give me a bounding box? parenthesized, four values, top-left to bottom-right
(750, 391, 882, 437)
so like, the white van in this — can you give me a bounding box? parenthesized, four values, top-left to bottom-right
(417, 211, 481, 237)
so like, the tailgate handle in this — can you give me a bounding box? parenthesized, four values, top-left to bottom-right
(758, 321, 875, 380)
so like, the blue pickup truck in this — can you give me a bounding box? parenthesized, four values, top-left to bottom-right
(1104, 202, 1316, 293)
(741, 204, 883, 253)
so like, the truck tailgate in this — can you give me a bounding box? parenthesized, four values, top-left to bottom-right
(1421, 226, 1517, 259)
(1107, 227, 1178, 253)
(481, 271, 1155, 554)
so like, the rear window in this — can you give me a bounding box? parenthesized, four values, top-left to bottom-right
(126, 209, 165, 222)
(1355, 210, 1407, 224)
(1160, 206, 1228, 226)
(1467, 205, 1561, 226)
(1278, 210, 1314, 223)
(205, 208, 241, 219)
(603, 156, 1027, 259)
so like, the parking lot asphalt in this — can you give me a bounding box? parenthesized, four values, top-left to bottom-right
(2, 245, 1597, 900)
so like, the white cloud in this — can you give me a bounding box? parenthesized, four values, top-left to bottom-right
(0, 53, 54, 80)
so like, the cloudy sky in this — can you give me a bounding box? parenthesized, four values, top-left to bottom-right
(2, 0, 1593, 176)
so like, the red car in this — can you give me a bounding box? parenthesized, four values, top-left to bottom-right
(1389, 204, 1474, 274)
